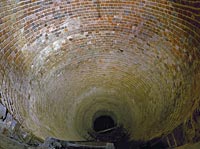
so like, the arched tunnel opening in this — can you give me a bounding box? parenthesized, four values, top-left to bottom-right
(0, 0, 200, 148)
(93, 115, 116, 132)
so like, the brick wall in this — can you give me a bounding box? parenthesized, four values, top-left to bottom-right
(0, 0, 200, 142)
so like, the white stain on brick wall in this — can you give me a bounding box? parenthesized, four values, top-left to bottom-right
(61, 18, 81, 31)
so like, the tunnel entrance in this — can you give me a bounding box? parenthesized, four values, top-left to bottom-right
(93, 115, 116, 132)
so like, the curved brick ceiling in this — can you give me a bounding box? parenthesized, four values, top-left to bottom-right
(0, 0, 200, 142)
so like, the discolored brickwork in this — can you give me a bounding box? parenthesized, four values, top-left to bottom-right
(0, 0, 200, 143)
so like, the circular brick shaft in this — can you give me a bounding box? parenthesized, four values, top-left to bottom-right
(0, 0, 200, 142)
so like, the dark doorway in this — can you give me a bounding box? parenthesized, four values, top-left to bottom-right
(93, 115, 116, 132)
